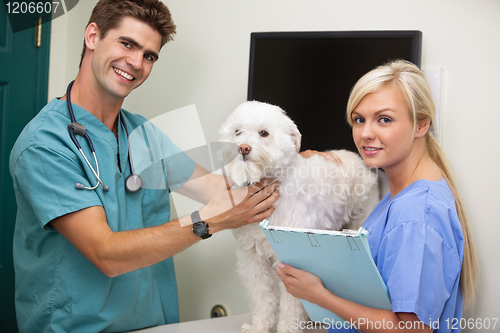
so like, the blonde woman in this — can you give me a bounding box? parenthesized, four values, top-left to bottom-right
(277, 60, 478, 333)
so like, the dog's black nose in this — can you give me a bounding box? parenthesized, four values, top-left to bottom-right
(239, 144, 251, 155)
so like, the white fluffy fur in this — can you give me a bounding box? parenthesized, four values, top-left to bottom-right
(218, 101, 380, 333)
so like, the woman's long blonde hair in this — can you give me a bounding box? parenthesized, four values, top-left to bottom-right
(346, 60, 478, 309)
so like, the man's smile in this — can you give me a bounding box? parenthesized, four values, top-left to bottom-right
(113, 67, 135, 81)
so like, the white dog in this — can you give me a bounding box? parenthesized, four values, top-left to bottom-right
(218, 101, 379, 333)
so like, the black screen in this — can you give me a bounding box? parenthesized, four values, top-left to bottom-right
(248, 31, 422, 153)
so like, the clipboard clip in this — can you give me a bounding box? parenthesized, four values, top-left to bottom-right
(268, 228, 283, 244)
(341, 228, 365, 251)
(307, 232, 321, 248)
(346, 236, 361, 251)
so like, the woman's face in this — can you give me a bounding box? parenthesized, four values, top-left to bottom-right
(350, 84, 416, 172)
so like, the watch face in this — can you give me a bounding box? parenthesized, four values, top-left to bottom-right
(194, 222, 207, 235)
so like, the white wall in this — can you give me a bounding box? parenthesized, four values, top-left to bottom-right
(49, 0, 500, 327)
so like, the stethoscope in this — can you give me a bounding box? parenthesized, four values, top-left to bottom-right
(66, 80, 143, 193)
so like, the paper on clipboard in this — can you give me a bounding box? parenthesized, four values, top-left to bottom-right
(260, 219, 392, 324)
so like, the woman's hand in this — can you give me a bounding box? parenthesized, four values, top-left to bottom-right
(300, 150, 342, 163)
(276, 263, 326, 304)
(277, 264, 433, 333)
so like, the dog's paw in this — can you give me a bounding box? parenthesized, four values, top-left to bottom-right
(241, 322, 270, 333)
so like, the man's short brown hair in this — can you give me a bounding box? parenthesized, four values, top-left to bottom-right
(79, 0, 176, 67)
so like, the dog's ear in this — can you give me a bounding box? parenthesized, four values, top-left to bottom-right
(290, 123, 302, 153)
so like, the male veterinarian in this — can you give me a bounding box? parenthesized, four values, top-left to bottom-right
(8, 0, 279, 331)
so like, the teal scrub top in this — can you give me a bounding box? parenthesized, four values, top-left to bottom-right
(9, 98, 196, 332)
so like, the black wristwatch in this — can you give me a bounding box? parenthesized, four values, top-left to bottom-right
(191, 210, 212, 240)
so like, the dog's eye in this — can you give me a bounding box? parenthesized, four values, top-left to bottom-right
(259, 130, 269, 138)
(235, 129, 242, 136)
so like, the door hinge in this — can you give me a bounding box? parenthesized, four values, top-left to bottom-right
(35, 17, 42, 48)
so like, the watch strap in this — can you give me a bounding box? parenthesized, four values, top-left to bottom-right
(191, 210, 202, 224)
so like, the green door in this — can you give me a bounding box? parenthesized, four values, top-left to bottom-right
(0, 4, 51, 332)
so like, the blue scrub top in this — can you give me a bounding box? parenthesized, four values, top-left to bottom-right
(329, 179, 464, 333)
(9, 98, 196, 332)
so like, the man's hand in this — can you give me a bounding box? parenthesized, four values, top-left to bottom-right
(199, 177, 280, 233)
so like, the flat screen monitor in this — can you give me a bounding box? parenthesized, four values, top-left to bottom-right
(247, 30, 422, 153)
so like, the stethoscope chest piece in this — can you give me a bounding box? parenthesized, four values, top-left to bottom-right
(125, 174, 143, 193)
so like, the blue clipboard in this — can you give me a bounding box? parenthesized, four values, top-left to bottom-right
(260, 219, 392, 324)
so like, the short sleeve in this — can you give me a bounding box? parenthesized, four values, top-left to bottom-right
(377, 221, 461, 324)
(129, 121, 196, 192)
(12, 145, 103, 230)
(160, 133, 196, 191)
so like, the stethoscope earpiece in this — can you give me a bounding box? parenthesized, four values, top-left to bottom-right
(67, 80, 142, 193)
